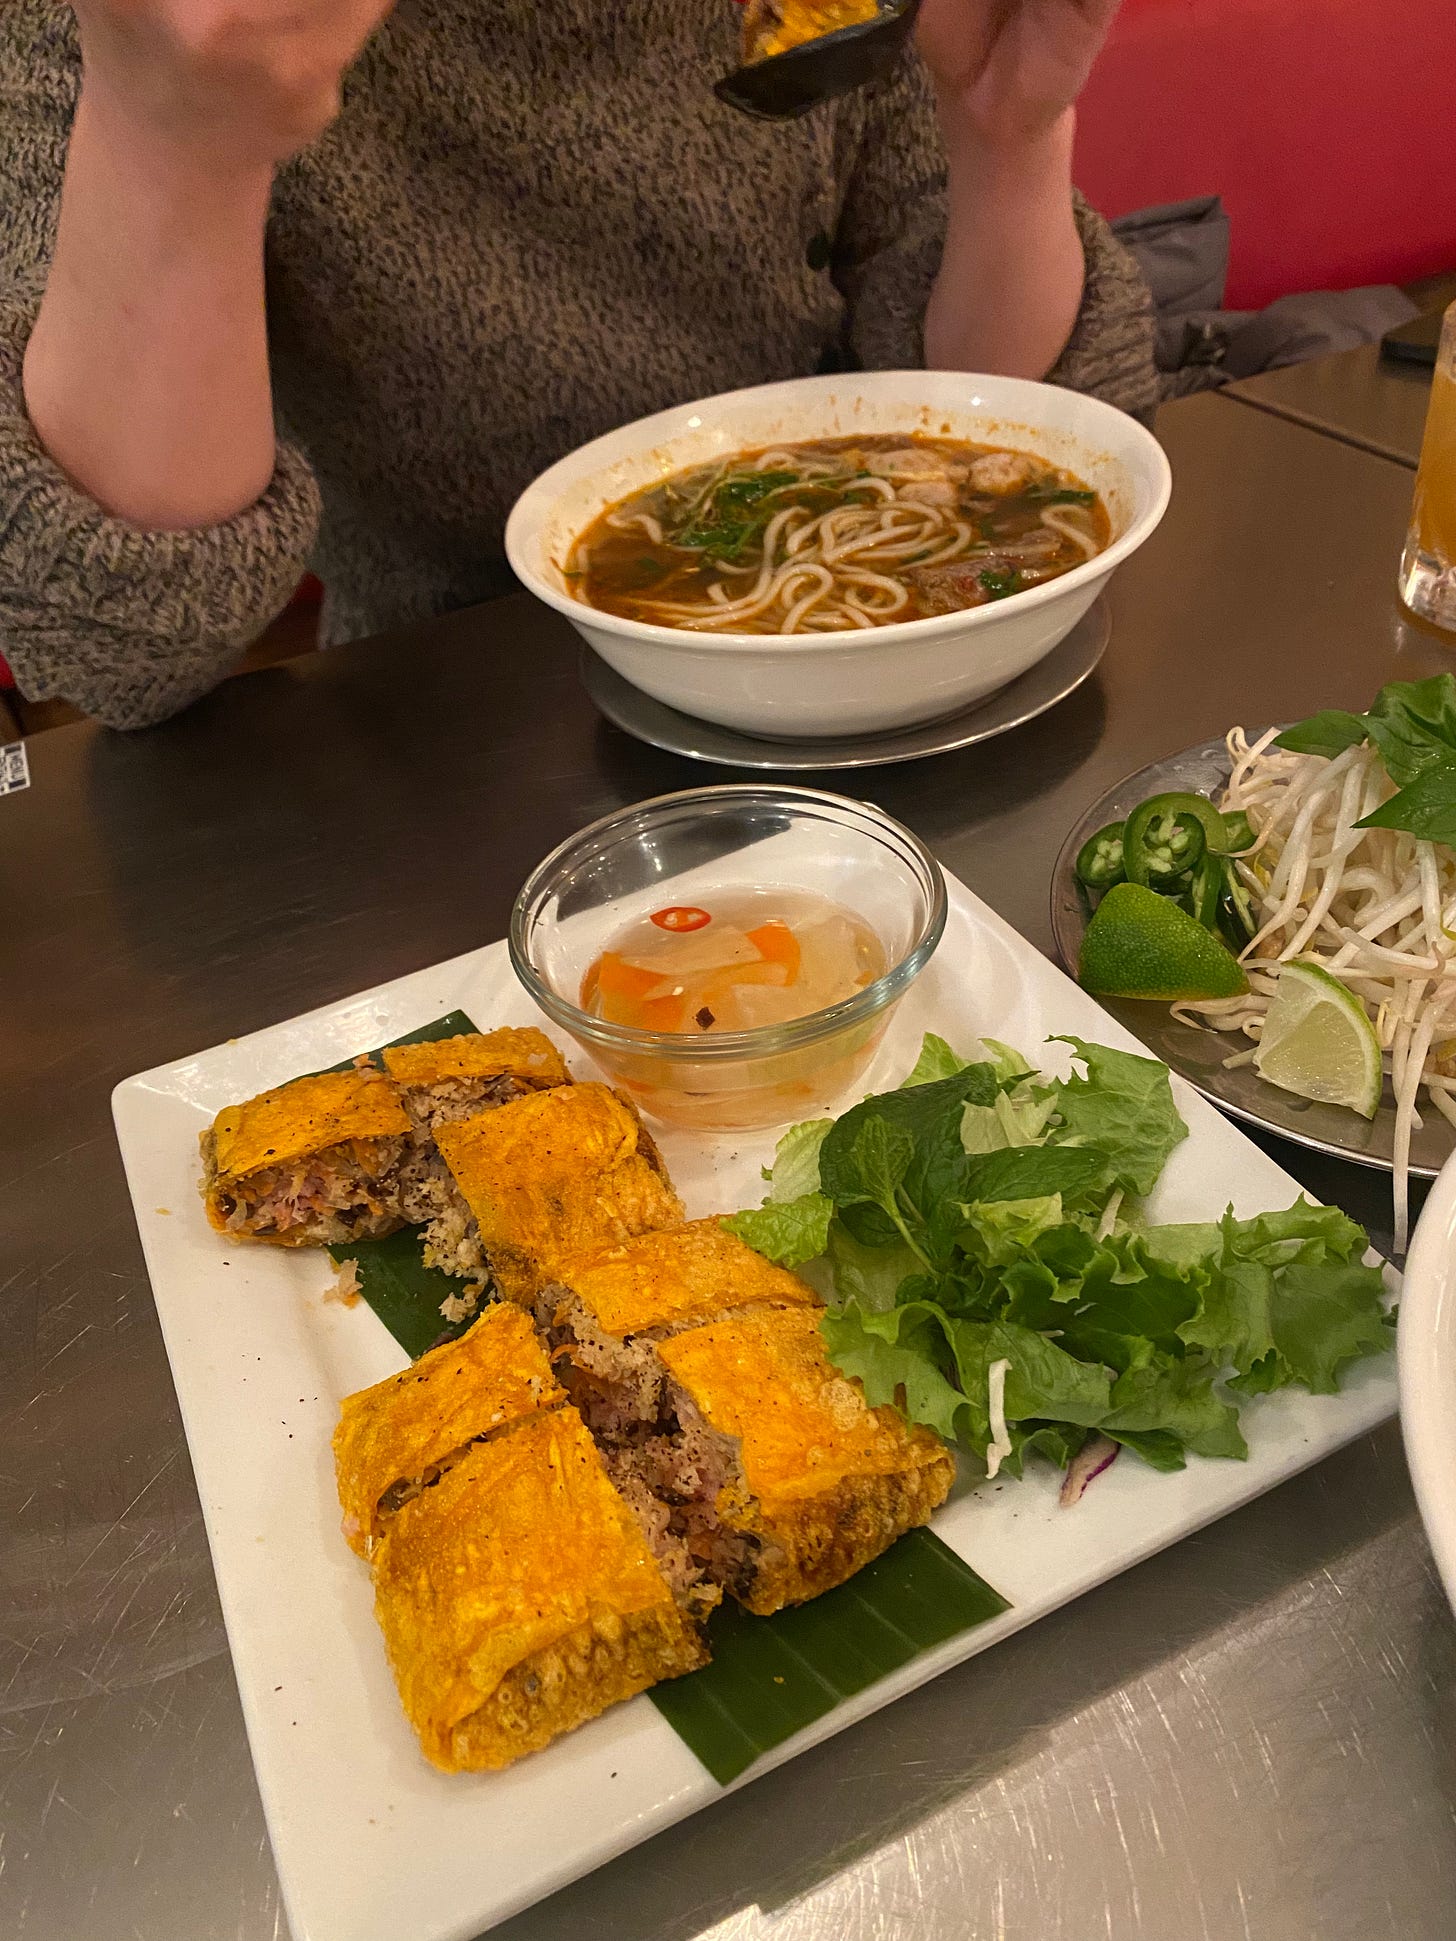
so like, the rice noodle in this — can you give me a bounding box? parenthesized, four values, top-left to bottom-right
(570, 437, 1109, 636)
(1180, 724, 1456, 1250)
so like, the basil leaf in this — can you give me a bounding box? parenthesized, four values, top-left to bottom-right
(1274, 710, 1369, 759)
(1363, 673, 1456, 785)
(1357, 762, 1456, 846)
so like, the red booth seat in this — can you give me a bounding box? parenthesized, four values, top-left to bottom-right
(1074, 0, 1456, 309)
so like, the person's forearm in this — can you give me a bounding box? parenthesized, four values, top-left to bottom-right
(23, 85, 276, 530)
(923, 106, 1085, 379)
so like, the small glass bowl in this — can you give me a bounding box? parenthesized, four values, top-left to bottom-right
(509, 784, 947, 1131)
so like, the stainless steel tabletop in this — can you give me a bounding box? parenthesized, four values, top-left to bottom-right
(1222, 341, 1433, 468)
(5, 391, 1456, 1941)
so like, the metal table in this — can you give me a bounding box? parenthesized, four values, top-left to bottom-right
(1223, 340, 1433, 468)
(5, 393, 1456, 1941)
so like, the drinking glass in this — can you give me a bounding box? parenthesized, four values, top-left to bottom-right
(1400, 301, 1456, 633)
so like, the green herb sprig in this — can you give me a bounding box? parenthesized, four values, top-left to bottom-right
(725, 1033, 1390, 1479)
(1277, 674, 1456, 846)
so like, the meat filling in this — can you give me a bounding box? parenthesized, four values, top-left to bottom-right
(537, 1289, 779, 1607)
(364, 1399, 716, 1624)
(201, 1128, 411, 1246)
(396, 1070, 542, 1135)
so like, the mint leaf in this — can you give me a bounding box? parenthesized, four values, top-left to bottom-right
(764, 1118, 832, 1202)
(1048, 1037, 1189, 1197)
(819, 1067, 999, 1201)
(820, 1066, 998, 1263)
(962, 1141, 1111, 1209)
(721, 1193, 833, 1270)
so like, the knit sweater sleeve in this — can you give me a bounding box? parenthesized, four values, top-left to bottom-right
(832, 56, 1159, 417)
(0, 2, 322, 730)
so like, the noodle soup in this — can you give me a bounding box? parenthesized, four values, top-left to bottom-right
(568, 435, 1111, 636)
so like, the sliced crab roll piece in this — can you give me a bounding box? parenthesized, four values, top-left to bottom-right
(419, 1083, 684, 1303)
(200, 1065, 412, 1247)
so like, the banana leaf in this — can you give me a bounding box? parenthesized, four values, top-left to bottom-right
(326, 1010, 483, 1359)
(332, 1014, 1011, 1780)
(650, 1527, 1008, 1784)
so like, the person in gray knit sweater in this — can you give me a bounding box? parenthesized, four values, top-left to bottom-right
(0, 0, 1157, 729)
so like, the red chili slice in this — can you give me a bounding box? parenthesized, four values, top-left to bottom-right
(650, 905, 712, 932)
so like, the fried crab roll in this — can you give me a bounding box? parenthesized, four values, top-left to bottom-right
(200, 1066, 412, 1247)
(541, 1227, 954, 1615)
(419, 1083, 684, 1302)
(335, 1304, 709, 1772)
(379, 1027, 569, 1133)
(655, 1304, 954, 1614)
(333, 1302, 564, 1559)
(538, 1218, 817, 1367)
(370, 1408, 709, 1771)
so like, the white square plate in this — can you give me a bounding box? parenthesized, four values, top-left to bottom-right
(113, 875, 1397, 1941)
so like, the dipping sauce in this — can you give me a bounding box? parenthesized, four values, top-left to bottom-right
(581, 890, 886, 1037)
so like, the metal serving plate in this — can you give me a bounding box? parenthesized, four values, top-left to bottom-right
(1050, 736, 1455, 1181)
(715, 0, 922, 120)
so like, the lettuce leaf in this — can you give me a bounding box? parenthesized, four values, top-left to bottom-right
(820, 1302, 975, 1444)
(961, 1081, 1058, 1155)
(764, 1118, 832, 1202)
(723, 1032, 1389, 1491)
(901, 1032, 971, 1087)
(1046, 1036, 1189, 1196)
(721, 1193, 833, 1271)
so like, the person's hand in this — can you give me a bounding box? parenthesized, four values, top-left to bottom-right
(916, 0, 1121, 150)
(71, 0, 397, 175)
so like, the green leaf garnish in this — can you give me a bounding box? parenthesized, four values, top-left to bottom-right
(726, 1031, 1391, 1484)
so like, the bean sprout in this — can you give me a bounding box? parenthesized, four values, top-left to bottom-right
(1179, 726, 1456, 1250)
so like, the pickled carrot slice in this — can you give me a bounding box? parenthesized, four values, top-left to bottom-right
(595, 952, 667, 1001)
(597, 984, 688, 1031)
(746, 920, 802, 981)
(635, 992, 688, 1033)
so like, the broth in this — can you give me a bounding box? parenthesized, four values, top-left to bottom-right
(568, 434, 1111, 635)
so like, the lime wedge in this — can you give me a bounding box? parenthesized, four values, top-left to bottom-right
(1078, 882, 1250, 1001)
(1253, 961, 1383, 1118)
